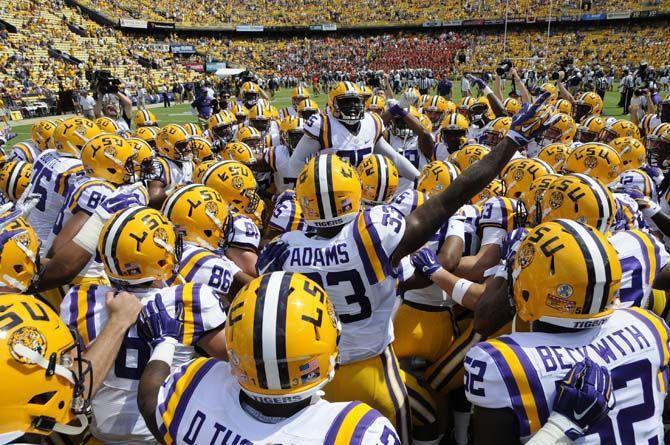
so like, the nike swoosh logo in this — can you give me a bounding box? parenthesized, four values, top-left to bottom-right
(521, 122, 536, 133)
(573, 399, 598, 420)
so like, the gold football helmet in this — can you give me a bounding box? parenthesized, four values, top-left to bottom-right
(291, 85, 311, 106)
(182, 123, 203, 138)
(439, 113, 469, 152)
(423, 96, 450, 129)
(202, 160, 261, 220)
(540, 113, 576, 145)
(554, 98, 573, 116)
(248, 103, 273, 134)
(208, 110, 237, 142)
(417, 160, 460, 197)
(126, 137, 155, 179)
(134, 109, 158, 127)
(564, 142, 622, 184)
(53, 117, 103, 158)
(236, 126, 263, 152)
(221, 141, 256, 165)
(279, 116, 305, 151)
(645, 122, 670, 168)
(297, 98, 320, 120)
(471, 179, 505, 205)
(241, 81, 261, 107)
(503, 97, 521, 116)
(329, 81, 365, 125)
(500, 158, 555, 199)
(574, 91, 604, 121)
(95, 117, 121, 134)
(162, 184, 230, 251)
(188, 137, 214, 163)
(457, 96, 476, 116)
(539, 83, 558, 106)
(296, 154, 361, 227)
(358, 154, 399, 205)
(225, 272, 340, 404)
(134, 126, 159, 148)
(481, 117, 512, 147)
(80, 134, 136, 186)
(513, 219, 621, 329)
(609, 136, 646, 170)
(575, 115, 606, 143)
(540, 173, 616, 232)
(31, 120, 57, 150)
(537, 143, 573, 172)
(193, 160, 218, 183)
(232, 102, 249, 122)
(98, 206, 179, 285)
(365, 95, 386, 115)
(0, 294, 90, 440)
(0, 161, 32, 201)
(520, 173, 561, 226)
(0, 214, 40, 291)
(156, 124, 192, 161)
(449, 144, 490, 171)
(599, 119, 641, 143)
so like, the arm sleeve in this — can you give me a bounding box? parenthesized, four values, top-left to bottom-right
(374, 137, 420, 180)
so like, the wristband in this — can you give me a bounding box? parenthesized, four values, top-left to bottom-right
(446, 218, 466, 242)
(452, 278, 473, 306)
(389, 104, 408, 118)
(149, 338, 177, 365)
(72, 213, 105, 255)
(641, 200, 662, 219)
(526, 414, 572, 444)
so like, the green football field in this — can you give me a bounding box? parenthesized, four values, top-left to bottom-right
(6, 86, 627, 145)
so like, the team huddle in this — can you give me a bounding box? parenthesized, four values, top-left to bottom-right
(1, 77, 670, 445)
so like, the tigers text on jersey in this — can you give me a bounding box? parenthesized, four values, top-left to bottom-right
(227, 213, 261, 251)
(26, 149, 85, 251)
(155, 359, 400, 445)
(259, 205, 406, 364)
(175, 243, 241, 296)
(60, 283, 226, 443)
(303, 111, 384, 166)
(146, 157, 194, 190)
(264, 144, 296, 195)
(464, 308, 670, 444)
(609, 229, 669, 308)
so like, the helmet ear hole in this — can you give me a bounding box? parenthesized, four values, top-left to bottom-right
(14, 264, 24, 273)
(157, 259, 167, 268)
(28, 391, 56, 405)
(204, 230, 212, 238)
(522, 290, 530, 302)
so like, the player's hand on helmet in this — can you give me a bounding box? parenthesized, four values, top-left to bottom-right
(506, 92, 554, 146)
(256, 238, 290, 275)
(106, 291, 143, 331)
(549, 357, 614, 440)
(95, 183, 144, 220)
(399, 89, 419, 110)
(138, 295, 184, 347)
(411, 247, 442, 279)
(640, 164, 663, 185)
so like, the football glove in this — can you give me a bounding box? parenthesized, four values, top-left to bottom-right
(138, 295, 184, 347)
(506, 92, 554, 146)
(411, 247, 442, 279)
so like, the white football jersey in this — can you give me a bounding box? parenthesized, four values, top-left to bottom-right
(609, 229, 669, 308)
(259, 205, 405, 364)
(175, 242, 241, 297)
(303, 111, 384, 166)
(26, 149, 85, 254)
(264, 144, 296, 194)
(227, 213, 261, 252)
(386, 131, 426, 192)
(465, 308, 670, 444)
(155, 359, 400, 444)
(146, 156, 194, 190)
(60, 283, 226, 443)
(268, 197, 308, 234)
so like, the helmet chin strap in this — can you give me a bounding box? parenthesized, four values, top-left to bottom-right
(11, 344, 89, 436)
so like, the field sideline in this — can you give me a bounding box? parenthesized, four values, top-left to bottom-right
(6, 86, 627, 145)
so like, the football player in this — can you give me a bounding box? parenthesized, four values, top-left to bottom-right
(25, 117, 101, 256)
(137, 272, 401, 443)
(0, 160, 32, 203)
(8, 120, 56, 163)
(465, 219, 669, 445)
(287, 82, 420, 182)
(206, 109, 237, 153)
(161, 184, 253, 295)
(0, 210, 142, 443)
(134, 109, 158, 128)
(279, 85, 311, 119)
(60, 206, 228, 443)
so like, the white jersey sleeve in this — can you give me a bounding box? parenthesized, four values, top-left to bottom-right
(227, 214, 261, 251)
(269, 198, 308, 234)
(479, 197, 517, 246)
(176, 243, 241, 297)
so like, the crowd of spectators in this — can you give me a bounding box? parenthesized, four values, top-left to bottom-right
(77, 0, 668, 26)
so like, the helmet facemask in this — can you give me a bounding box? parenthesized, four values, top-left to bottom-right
(213, 124, 234, 143)
(250, 118, 270, 134)
(243, 92, 259, 108)
(573, 103, 592, 122)
(174, 139, 194, 161)
(334, 97, 364, 125)
(442, 129, 466, 153)
(575, 126, 598, 143)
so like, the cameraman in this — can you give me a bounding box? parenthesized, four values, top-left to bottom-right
(94, 92, 132, 131)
